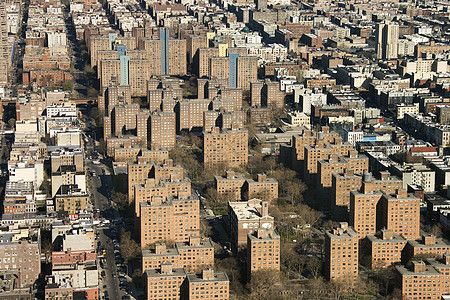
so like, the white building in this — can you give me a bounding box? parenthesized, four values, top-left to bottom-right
(287, 112, 310, 128)
(294, 88, 327, 115)
(343, 129, 363, 146)
(396, 103, 419, 120)
(8, 161, 44, 189)
(390, 163, 436, 193)
(47, 31, 67, 48)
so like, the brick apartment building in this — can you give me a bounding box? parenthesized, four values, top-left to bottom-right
(186, 268, 229, 300)
(324, 222, 358, 282)
(104, 103, 140, 139)
(215, 171, 278, 202)
(146, 264, 229, 300)
(134, 177, 191, 217)
(395, 259, 450, 300)
(52, 249, 97, 266)
(242, 174, 278, 202)
(146, 263, 187, 300)
(317, 151, 369, 189)
(215, 171, 245, 201)
(98, 83, 132, 115)
(139, 195, 200, 248)
(403, 234, 450, 263)
(349, 172, 405, 239)
(54, 193, 89, 214)
(142, 236, 214, 273)
(50, 147, 84, 173)
(203, 126, 248, 169)
(366, 229, 407, 269)
(127, 159, 184, 203)
(331, 169, 362, 219)
(377, 189, 420, 241)
(247, 228, 280, 280)
(250, 80, 285, 108)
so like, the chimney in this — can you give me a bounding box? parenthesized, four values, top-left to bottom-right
(260, 201, 269, 217)
(257, 174, 267, 182)
(349, 150, 358, 158)
(151, 196, 164, 205)
(189, 236, 201, 247)
(339, 222, 348, 232)
(155, 243, 166, 254)
(412, 261, 426, 273)
(322, 126, 329, 133)
(396, 189, 408, 198)
(380, 171, 390, 181)
(444, 253, 450, 265)
(256, 228, 269, 239)
(164, 159, 174, 167)
(430, 40, 435, 46)
(202, 268, 215, 280)
(329, 154, 339, 163)
(363, 172, 372, 182)
(422, 235, 436, 246)
(160, 263, 173, 275)
(334, 137, 343, 145)
(226, 171, 235, 179)
(381, 229, 393, 240)
(344, 168, 354, 176)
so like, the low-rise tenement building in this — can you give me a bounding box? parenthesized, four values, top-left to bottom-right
(54, 188, 89, 214)
(228, 199, 274, 249)
(389, 162, 436, 193)
(324, 222, 358, 282)
(366, 229, 407, 270)
(0, 227, 41, 288)
(247, 228, 280, 281)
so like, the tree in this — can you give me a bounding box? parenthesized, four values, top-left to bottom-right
(431, 224, 443, 238)
(41, 240, 53, 263)
(112, 191, 130, 216)
(87, 87, 98, 98)
(90, 106, 101, 126)
(248, 270, 283, 300)
(280, 242, 306, 278)
(8, 118, 15, 129)
(296, 203, 322, 227)
(200, 219, 212, 237)
(120, 229, 140, 263)
(63, 80, 74, 92)
(306, 256, 322, 279)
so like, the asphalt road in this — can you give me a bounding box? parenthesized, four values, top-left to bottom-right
(82, 126, 130, 300)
